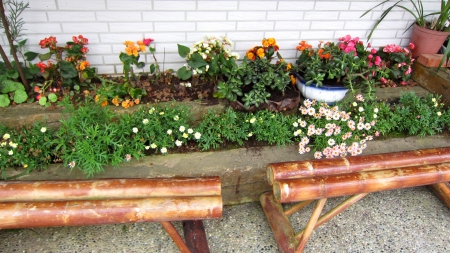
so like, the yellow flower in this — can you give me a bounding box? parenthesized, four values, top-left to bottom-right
(262, 39, 269, 48)
(137, 40, 146, 52)
(256, 48, 265, 59)
(246, 52, 255, 60)
(267, 38, 276, 46)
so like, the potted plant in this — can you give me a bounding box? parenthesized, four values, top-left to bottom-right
(293, 35, 379, 103)
(361, 0, 450, 60)
(214, 38, 298, 111)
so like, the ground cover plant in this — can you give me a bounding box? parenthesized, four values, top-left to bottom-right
(1, 92, 449, 179)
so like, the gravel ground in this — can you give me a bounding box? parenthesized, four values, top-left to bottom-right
(1, 186, 450, 253)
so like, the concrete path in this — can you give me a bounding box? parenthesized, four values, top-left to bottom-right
(1, 185, 450, 252)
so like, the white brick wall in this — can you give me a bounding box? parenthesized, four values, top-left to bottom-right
(0, 0, 443, 75)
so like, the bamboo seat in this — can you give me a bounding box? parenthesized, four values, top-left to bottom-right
(0, 177, 222, 253)
(260, 147, 450, 253)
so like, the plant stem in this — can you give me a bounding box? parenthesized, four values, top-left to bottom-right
(0, 0, 30, 91)
(0, 44, 13, 69)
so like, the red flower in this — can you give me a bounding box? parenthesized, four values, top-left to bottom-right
(143, 38, 154, 46)
(409, 43, 415, 50)
(36, 62, 47, 73)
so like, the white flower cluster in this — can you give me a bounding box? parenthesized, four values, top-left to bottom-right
(187, 36, 240, 76)
(293, 97, 377, 159)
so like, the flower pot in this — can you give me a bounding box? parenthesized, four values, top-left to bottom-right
(410, 23, 450, 58)
(295, 74, 348, 104)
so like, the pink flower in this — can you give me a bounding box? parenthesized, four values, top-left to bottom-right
(371, 48, 377, 54)
(409, 43, 415, 50)
(405, 67, 412, 75)
(367, 43, 371, 48)
(374, 56, 381, 66)
(417, 115, 421, 119)
(380, 77, 387, 83)
(143, 38, 154, 46)
(400, 81, 408, 86)
(368, 54, 373, 60)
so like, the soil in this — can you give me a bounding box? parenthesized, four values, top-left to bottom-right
(89, 72, 301, 110)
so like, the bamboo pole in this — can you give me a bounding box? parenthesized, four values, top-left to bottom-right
(296, 198, 327, 252)
(260, 192, 298, 253)
(429, 182, 450, 208)
(284, 200, 313, 216)
(0, 177, 221, 202)
(295, 193, 368, 240)
(0, 196, 223, 229)
(267, 147, 450, 185)
(160, 221, 192, 253)
(183, 220, 211, 253)
(273, 163, 450, 203)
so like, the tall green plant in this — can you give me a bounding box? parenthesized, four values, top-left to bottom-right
(0, 0, 30, 91)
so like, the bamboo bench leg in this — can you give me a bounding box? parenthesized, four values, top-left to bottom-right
(160, 221, 192, 253)
(429, 182, 450, 208)
(261, 192, 368, 253)
(260, 192, 298, 253)
(183, 220, 211, 253)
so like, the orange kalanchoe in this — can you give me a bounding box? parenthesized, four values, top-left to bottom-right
(296, 41, 312, 51)
(111, 96, 120, 106)
(318, 48, 331, 59)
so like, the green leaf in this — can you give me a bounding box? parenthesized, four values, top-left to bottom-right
(1, 80, 20, 93)
(48, 93, 58, 102)
(39, 96, 47, 106)
(60, 61, 78, 79)
(6, 69, 19, 79)
(65, 44, 82, 55)
(177, 66, 192, 80)
(13, 89, 27, 104)
(129, 88, 144, 99)
(19, 39, 27, 46)
(150, 64, 156, 74)
(188, 53, 208, 68)
(0, 94, 10, 107)
(39, 52, 52, 61)
(119, 53, 134, 63)
(177, 44, 191, 58)
(136, 61, 145, 68)
(24, 51, 39, 61)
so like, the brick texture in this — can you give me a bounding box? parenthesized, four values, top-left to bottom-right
(0, 0, 442, 74)
(417, 54, 450, 68)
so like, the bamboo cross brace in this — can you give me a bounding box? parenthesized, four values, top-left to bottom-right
(160, 221, 192, 253)
(295, 193, 368, 240)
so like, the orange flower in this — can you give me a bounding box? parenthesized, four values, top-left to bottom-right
(262, 39, 269, 48)
(122, 99, 131, 108)
(137, 40, 146, 52)
(134, 98, 140, 105)
(267, 38, 276, 46)
(246, 51, 255, 60)
(101, 100, 108, 107)
(287, 63, 292, 71)
(256, 47, 265, 59)
(296, 41, 312, 51)
(77, 61, 90, 71)
(318, 48, 331, 59)
(112, 96, 120, 106)
(290, 75, 296, 85)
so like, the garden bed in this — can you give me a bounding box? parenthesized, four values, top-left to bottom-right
(2, 85, 446, 205)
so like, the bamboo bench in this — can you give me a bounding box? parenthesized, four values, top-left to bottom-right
(0, 177, 222, 253)
(260, 147, 450, 253)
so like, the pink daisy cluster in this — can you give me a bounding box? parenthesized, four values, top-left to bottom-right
(294, 96, 377, 159)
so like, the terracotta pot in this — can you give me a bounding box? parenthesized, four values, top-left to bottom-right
(410, 23, 450, 58)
